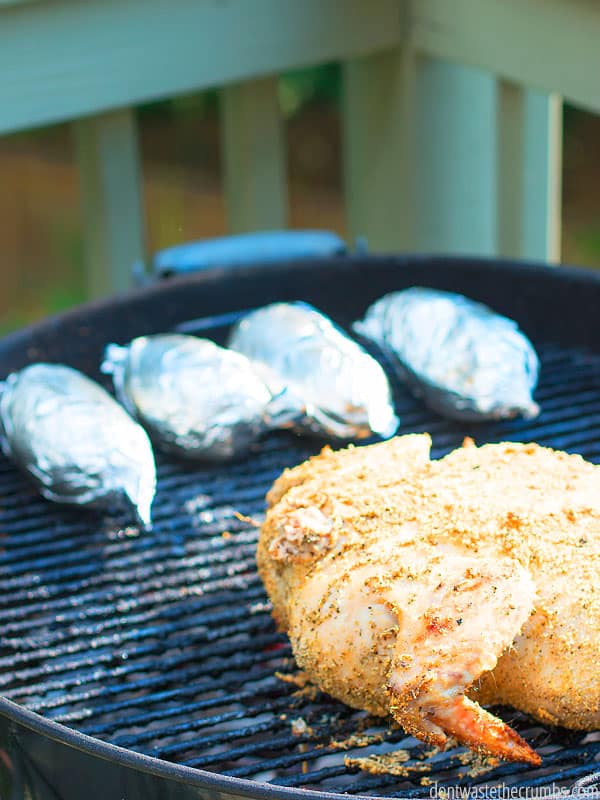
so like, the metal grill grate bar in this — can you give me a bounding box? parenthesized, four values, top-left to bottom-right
(37, 638, 289, 718)
(1, 614, 270, 691)
(77, 673, 285, 735)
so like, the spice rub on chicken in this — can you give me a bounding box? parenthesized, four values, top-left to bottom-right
(259, 435, 600, 766)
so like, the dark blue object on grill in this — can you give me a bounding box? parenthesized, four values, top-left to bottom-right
(0, 248, 598, 800)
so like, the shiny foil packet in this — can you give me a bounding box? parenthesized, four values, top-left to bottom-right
(102, 334, 293, 461)
(353, 287, 540, 421)
(227, 302, 399, 440)
(0, 364, 156, 526)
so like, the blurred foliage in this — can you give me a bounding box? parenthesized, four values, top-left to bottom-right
(3, 64, 600, 336)
(10, 64, 342, 150)
(0, 65, 343, 333)
(138, 63, 341, 120)
(0, 212, 86, 335)
(574, 228, 600, 262)
(278, 64, 341, 116)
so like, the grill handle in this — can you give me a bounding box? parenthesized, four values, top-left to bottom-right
(134, 230, 351, 283)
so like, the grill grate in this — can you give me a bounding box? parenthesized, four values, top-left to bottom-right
(0, 338, 599, 797)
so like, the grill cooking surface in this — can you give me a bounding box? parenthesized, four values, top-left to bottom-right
(1, 337, 599, 797)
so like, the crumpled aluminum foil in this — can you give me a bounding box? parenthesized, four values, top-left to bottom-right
(227, 302, 399, 440)
(0, 364, 156, 526)
(102, 334, 294, 461)
(353, 287, 540, 421)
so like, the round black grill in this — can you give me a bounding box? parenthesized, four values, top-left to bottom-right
(1, 329, 599, 797)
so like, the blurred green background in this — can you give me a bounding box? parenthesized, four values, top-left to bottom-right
(0, 64, 598, 334)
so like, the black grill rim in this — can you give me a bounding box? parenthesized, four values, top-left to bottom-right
(1, 251, 600, 798)
(2, 251, 600, 381)
(2, 694, 373, 800)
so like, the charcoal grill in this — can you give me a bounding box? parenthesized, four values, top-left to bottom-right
(0, 244, 599, 800)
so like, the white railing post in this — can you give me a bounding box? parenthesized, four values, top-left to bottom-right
(343, 46, 417, 250)
(344, 52, 497, 256)
(345, 48, 563, 263)
(221, 76, 288, 233)
(412, 57, 497, 255)
(74, 108, 146, 298)
(498, 83, 562, 261)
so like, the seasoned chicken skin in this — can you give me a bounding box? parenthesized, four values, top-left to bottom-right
(260, 435, 600, 765)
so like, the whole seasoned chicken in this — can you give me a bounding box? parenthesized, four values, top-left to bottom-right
(260, 435, 600, 765)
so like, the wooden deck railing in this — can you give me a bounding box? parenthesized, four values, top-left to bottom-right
(1, 0, 591, 298)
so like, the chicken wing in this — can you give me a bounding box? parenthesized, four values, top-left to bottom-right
(260, 435, 600, 764)
(434, 442, 600, 731)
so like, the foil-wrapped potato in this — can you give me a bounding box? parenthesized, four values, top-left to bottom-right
(0, 364, 156, 526)
(102, 334, 293, 461)
(228, 302, 399, 440)
(354, 287, 539, 421)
